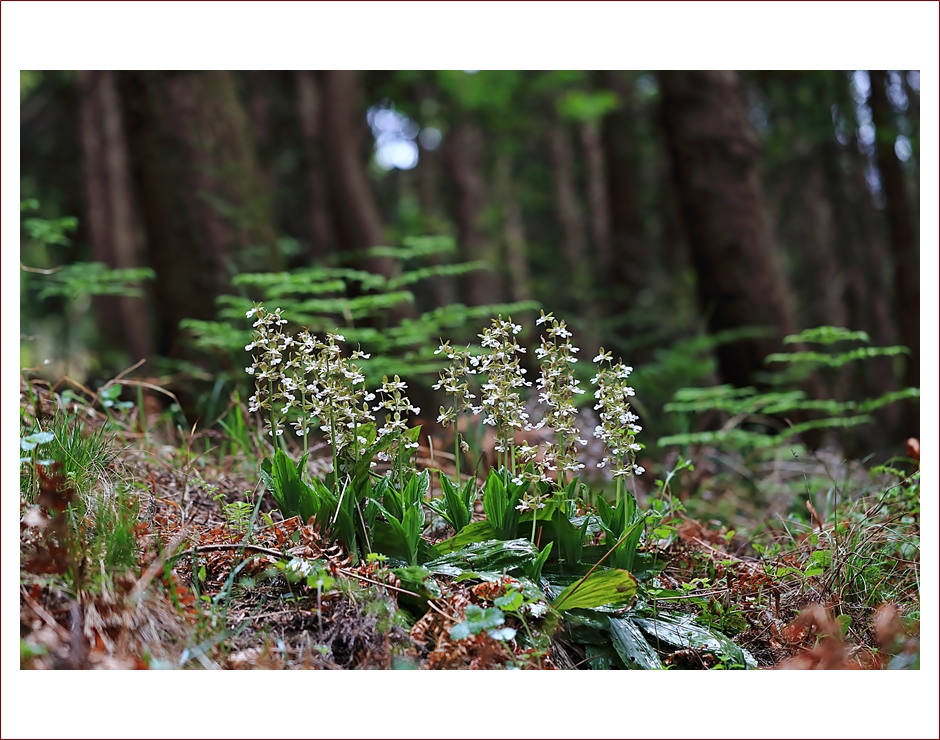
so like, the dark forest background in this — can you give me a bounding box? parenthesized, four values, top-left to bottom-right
(19, 70, 921, 458)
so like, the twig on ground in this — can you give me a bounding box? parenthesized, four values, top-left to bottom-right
(21, 587, 72, 642)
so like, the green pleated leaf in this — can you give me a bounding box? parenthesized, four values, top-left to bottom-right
(633, 613, 756, 669)
(608, 617, 664, 669)
(432, 520, 496, 554)
(426, 538, 538, 573)
(552, 568, 637, 612)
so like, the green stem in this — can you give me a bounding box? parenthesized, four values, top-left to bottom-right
(454, 402, 460, 485)
(329, 405, 339, 494)
(268, 379, 283, 451)
(300, 387, 309, 461)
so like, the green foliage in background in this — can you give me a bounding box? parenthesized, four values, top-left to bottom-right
(658, 326, 919, 451)
(20, 201, 155, 373)
(182, 235, 538, 392)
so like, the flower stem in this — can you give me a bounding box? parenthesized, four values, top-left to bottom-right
(329, 405, 339, 494)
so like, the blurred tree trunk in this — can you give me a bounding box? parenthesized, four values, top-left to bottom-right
(817, 119, 899, 442)
(900, 72, 920, 210)
(495, 154, 532, 305)
(447, 123, 500, 306)
(243, 71, 276, 195)
(761, 73, 848, 333)
(579, 121, 612, 276)
(415, 143, 457, 308)
(793, 168, 846, 330)
(548, 123, 591, 303)
(869, 70, 920, 432)
(78, 70, 152, 363)
(295, 70, 335, 262)
(659, 70, 795, 388)
(601, 72, 649, 320)
(119, 70, 277, 358)
(321, 70, 395, 280)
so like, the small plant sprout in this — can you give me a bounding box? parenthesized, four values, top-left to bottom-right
(591, 347, 644, 504)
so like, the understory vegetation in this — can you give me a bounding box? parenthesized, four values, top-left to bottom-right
(19, 303, 920, 670)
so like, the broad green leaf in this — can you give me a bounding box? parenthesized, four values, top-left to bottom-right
(552, 569, 637, 612)
(433, 520, 496, 554)
(632, 613, 756, 669)
(427, 538, 538, 573)
(608, 617, 664, 669)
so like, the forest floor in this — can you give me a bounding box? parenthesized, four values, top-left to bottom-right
(19, 383, 921, 671)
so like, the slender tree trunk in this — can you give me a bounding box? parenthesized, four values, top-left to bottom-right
(900, 72, 920, 211)
(119, 71, 278, 357)
(447, 123, 500, 306)
(415, 142, 456, 308)
(819, 122, 898, 441)
(548, 124, 591, 301)
(795, 167, 846, 331)
(495, 155, 532, 305)
(579, 121, 612, 275)
(869, 70, 920, 419)
(78, 70, 152, 363)
(243, 71, 276, 195)
(601, 71, 649, 314)
(295, 70, 335, 262)
(659, 70, 795, 388)
(321, 70, 394, 280)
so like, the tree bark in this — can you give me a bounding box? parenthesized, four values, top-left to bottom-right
(817, 108, 898, 442)
(579, 121, 612, 276)
(78, 70, 152, 363)
(446, 123, 500, 306)
(659, 70, 795, 388)
(321, 70, 394, 279)
(869, 71, 920, 407)
(118, 71, 278, 357)
(548, 123, 591, 301)
(295, 70, 335, 263)
(601, 71, 649, 317)
(414, 142, 457, 308)
(243, 71, 276, 196)
(495, 155, 532, 305)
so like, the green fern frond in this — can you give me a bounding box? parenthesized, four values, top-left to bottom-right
(783, 326, 871, 345)
(766, 345, 909, 368)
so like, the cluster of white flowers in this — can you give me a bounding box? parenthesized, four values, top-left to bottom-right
(244, 305, 291, 437)
(372, 374, 421, 477)
(299, 330, 375, 453)
(373, 374, 420, 438)
(591, 348, 644, 478)
(475, 316, 532, 462)
(432, 340, 479, 429)
(245, 303, 376, 455)
(529, 311, 587, 480)
(426, 312, 644, 502)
